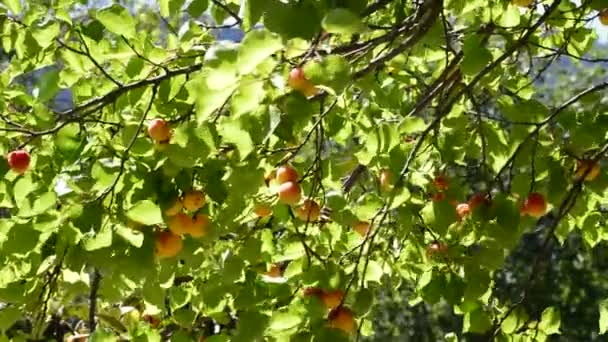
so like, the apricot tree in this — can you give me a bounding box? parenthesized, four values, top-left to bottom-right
(1, 0, 608, 341)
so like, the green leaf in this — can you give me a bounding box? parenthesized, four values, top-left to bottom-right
(420, 200, 457, 237)
(501, 308, 529, 334)
(55, 123, 83, 158)
(322, 8, 366, 35)
(399, 117, 427, 134)
(204, 41, 240, 88)
(599, 299, 608, 334)
(0, 306, 21, 332)
(127, 200, 163, 226)
(187, 74, 236, 122)
(83, 223, 113, 251)
(2, 0, 21, 14)
(36, 70, 63, 107)
(160, 0, 185, 17)
(500, 5, 521, 27)
(303, 55, 352, 94)
(243, 0, 268, 29)
(269, 311, 302, 331)
(361, 260, 383, 284)
(219, 120, 254, 160)
(263, 0, 321, 40)
(461, 34, 492, 76)
(187, 0, 209, 17)
(96, 5, 137, 38)
(89, 328, 117, 342)
(31, 192, 57, 216)
(31, 21, 60, 49)
(115, 224, 144, 248)
(463, 308, 492, 334)
(238, 29, 283, 75)
(539, 306, 561, 335)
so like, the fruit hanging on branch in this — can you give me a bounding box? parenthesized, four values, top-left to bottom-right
(7, 150, 30, 174)
(353, 221, 371, 237)
(288, 67, 319, 98)
(183, 190, 207, 212)
(575, 159, 601, 181)
(276, 164, 299, 184)
(155, 231, 183, 259)
(277, 181, 302, 205)
(147, 118, 172, 143)
(328, 306, 356, 335)
(520, 192, 547, 218)
(294, 199, 321, 222)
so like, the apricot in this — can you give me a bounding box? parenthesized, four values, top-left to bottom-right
(188, 214, 210, 238)
(576, 159, 600, 181)
(155, 231, 183, 258)
(7, 150, 30, 174)
(521, 192, 547, 218)
(183, 190, 206, 212)
(468, 193, 489, 210)
(328, 307, 356, 335)
(379, 169, 392, 192)
(288, 67, 318, 97)
(601, 9, 608, 26)
(431, 192, 446, 202)
(264, 264, 282, 278)
(277, 181, 301, 205)
(426, 241, 448, 257)
(302, 287, 324, 297)
(276, 164, 298, 184)
(353, 221, 371, 237)
(295, 199, 321, 222)
(167, 212, 192, 235)
(321, 290, 344, 310)
(147, 118, 171, 143)
(456, 203, 470, 219)
(433, 175, 449, 191)
(165, 199, 183, 216)
(254, 203, 273, 218)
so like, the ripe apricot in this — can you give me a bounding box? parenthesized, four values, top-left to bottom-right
(165, 199, 183, 216)
(167, 212, 192, 235)
(277, 181, 301, 205)
(183, 190, 206, 212)
(148, 118, 171, 143)
(321, 290, 344, 310)
(521, 192, 547, 218)
(456, 203, 470, 219)
(276, 165, 298, 184)
(576, 159, 600, 181)
(353, 221, 371, 237)
(155, 231, 183, 258)
(7, 150, 30, 174)
(254, 204, 273, 218)
(328, 307, 356, 335)
(433, 175, 449, 191)
(189, 214, 210, 238)
(379, 169, 392, 192)
(295, 199, 320, 222)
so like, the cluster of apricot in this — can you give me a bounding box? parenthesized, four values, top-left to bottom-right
(147, 117, 211, 259)
(258, 164, 323, 223)
(155, 189, 210, 259)
(303, 288, 356, 335)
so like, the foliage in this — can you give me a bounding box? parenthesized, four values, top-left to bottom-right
(1, 0, 608, 341)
